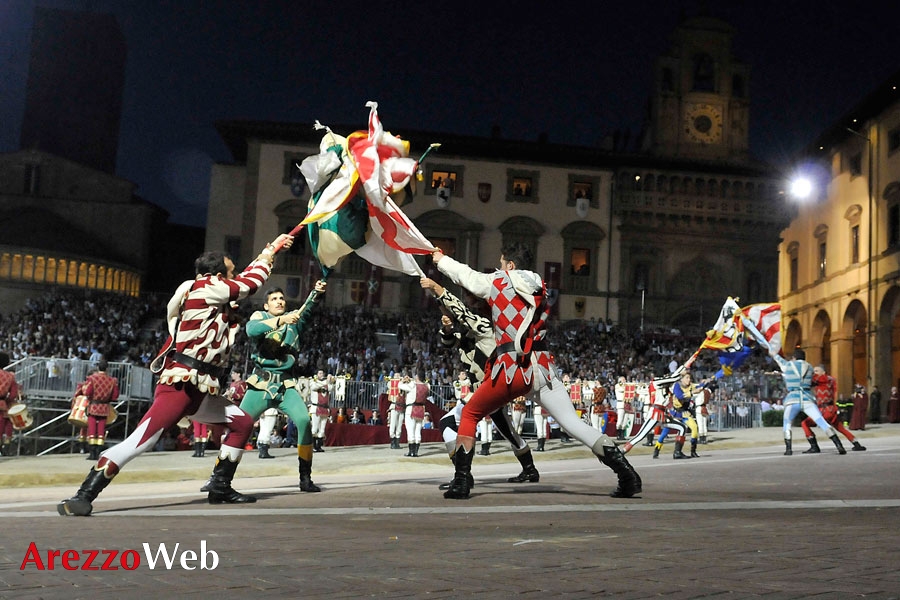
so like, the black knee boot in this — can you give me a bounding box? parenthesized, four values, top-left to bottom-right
(478, 443, 491, 456)
(444, 447, 474, 500)
(642, 433, 654, 447)
(829, 434, 847, 455)
(851, 440, 867, 451)
(298, 456, 321, 492)
(199, 441, 206, 457)
(595, 442, 642, 498)
(507, 448, 540, 483)
(258, 444, 274, 459)
(57, 467, 115, 516)
(652, 443, 661, 459)
(192, 442, 202, 457)
(207, 456, 256, 504)
(405, 443, 415, 457)
(803, 436, 821, 454)
(673, 437, 690, 459)
(536, 438, 545, 452)
(784, 439, 792, 455)
(690, 439, 700, 458)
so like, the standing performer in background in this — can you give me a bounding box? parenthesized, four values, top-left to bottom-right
(387, 374, 405, 449)
(239, 281, 326, 492)
(694, 388, 712, 444)
(80, 359, 119, 461)
(511, 395, 527, 435)
(431, 244, 641, 500)
(399, 371, 429, 457)
(308, 369, 331, 452)
(422, 278, 539, 486)
(590, 381, 608, 433)
(57, 233, 293, 516)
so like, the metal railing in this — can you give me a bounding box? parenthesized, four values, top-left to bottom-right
(5, 357, 154, 457)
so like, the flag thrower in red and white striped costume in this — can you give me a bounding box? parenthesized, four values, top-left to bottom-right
(432, 243, 642, 501)
(58, 233, 294, 517)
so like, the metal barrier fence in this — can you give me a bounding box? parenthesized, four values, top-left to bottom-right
(3, 357, 769, 455)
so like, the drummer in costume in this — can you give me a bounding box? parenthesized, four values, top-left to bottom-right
(431, 243, 641, 500)
(511, 395, 527, 435)
(239, 281, 326, 492)
(590, 381, 608, 433)
(0, 352, 21, 457)
(57, 233, 293, 516)
(421, 277, 540, 486)
(80, 359, 120, 461)
(387, 374, 405, 449)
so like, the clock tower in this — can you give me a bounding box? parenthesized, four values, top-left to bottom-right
(647, 14, 750, 161)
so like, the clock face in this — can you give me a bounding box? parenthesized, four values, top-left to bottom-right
(684, 103, 723, 144)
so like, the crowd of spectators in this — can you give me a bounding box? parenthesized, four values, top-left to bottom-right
(1, 288, 782, 403)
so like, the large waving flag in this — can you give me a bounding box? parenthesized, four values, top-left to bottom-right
(298, 103, 435, 276)
(684, 297, 781, 376)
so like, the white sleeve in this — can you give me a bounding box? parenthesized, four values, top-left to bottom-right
(436, 255, 494, 299)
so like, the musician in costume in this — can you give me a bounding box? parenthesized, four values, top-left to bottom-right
(0, 352, 20, 457)
(431, 243, 641, 500)
(80, 359, 120, 461)
(58, 234, 294, 516)
(590, 381, 608, 433)
(239, 281, 326, 491)
(511, 395, 527, 435)
(800, 365, 866, 453)
(308, 369, 331, 453)
(614, 376, 627, 440)
(399, 370, 429, 457)
(477, 415, 494, 455)
(422, 278, 540, 486)
(387, 374, 405, 449)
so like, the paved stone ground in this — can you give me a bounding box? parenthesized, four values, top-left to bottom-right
(1, 425, 899, 599)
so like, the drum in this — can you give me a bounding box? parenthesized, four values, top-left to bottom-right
(107, 405, 118, 425)
(8, 404, 33, 430)
(68, 395, 89, 428)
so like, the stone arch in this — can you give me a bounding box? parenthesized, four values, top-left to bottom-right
(810, 310, 832, 370)
(878, 285, 900, 401)
(840, 299, 868, 394)
(784, 319, 802, 354)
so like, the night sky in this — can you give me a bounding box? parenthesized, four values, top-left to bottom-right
(1, 0, 898, 227)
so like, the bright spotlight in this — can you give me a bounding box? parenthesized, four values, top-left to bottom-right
(790, 177, 812, 200)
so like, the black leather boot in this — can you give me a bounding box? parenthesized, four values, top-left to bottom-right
(596, 442, 642, 498)
(313, 438, 324, 453)
(258, 444, 274, 459)
(784, 439, 792, 455)
(478, 443, 491, 456)
(690, 439, 700, 458)
(405, 443, 415, 457)
(444, 447, 474, 500)
(192, 442, 202, 457)
(829, 434, 847, 455)
(207, 456, 256, 504)
(390, 437, 399, 449)
(536, 438, 545, 452)
(642, 434, 654, 447)
(673, 437, 689, 459)
(57, 467, 115, 516)
(851, 440, 867, 451)
(652, 443, 661, 459)
(199, 441, 206, 457)
(507, 449, 540, 483)
(298, 456, 321, 492)
(802, 436, 821, 454)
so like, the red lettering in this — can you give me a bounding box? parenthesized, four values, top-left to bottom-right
(20, 542, 45, 570)
(47, 549, 60, 569)
(101, 549, 119, 571)
(81, 549, 99, 571)
(120, 550, 140, 570)
(61, 550, 79, 570)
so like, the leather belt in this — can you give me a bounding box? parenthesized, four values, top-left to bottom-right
(171, 351, 229, 380)
(497, 341, 548, 354)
